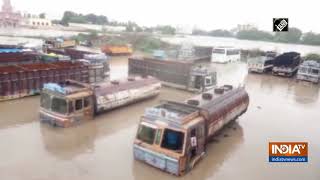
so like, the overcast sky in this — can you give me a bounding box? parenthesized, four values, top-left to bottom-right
(9, 0, 320, 33)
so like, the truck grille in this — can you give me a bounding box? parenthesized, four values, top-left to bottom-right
(134, 145, 179, 175)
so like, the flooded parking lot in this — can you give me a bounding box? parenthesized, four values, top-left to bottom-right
(0, 57, 319, 180)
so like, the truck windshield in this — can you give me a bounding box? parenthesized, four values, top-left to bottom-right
(40, 93, 51, 110)
(161, 128, 184, 153)
(51, 97, 67, 114)
(299, 67, 307, 73)
(137, 124, 156, 145)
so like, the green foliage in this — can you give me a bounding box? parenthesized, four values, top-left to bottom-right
(192, 29, 232, 37)
(273, 27, 302, 43)
(134, 37, 162, 52)
(208, 29, 232, 37)
(236, 29, 273, 41)
(301, 32, 320, 45)
(192, 29, 208, 36)
(154, 25, 176, 35)
(61, 11, 108, 26)
(303, 53, 320, 61)
(125, 21, 138, 32)
(192, 26, 320, 46)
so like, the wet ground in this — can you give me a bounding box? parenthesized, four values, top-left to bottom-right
(0, 57, 319, 180)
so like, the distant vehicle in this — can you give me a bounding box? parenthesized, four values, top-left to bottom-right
(133, 85, 249, 176)
(297, 60, 320, 83)
(272, 52, 301, 77)
(129, 56, 217, 92)
(39, 77, 161, 127)
(44, 38, 76, 49)
(248, 51, 277, 73)
(101, 45, 133, 56)
(0, 61, 89, 101)
(211, 47, 241, 63)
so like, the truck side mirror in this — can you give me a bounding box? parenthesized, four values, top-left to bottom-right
(191, 137, 197, 147)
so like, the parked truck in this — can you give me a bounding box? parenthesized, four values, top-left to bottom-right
(44, 38, 76, 49)
(79, 54, 110, 83)
(248, 51, 277, 73)
(296, 60, 320, 83)
(133, 85, 249, 176)
(128, 56, 216, 92)
(39, 76, 161, 127)
(272, 52, 301, 77)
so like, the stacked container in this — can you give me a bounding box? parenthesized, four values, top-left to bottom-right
(0, 61, 89, 101)
(82, 54, 109, 83)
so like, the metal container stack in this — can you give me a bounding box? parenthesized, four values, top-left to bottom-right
(83, 53, 109, 83)
(0, 61, 89, 101)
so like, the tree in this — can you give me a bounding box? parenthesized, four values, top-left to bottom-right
(60, 11, 108, 26)
(273, 27, 302, 43)
(155, 25, 176, 35)
(192, 29, 208, 36)
(303, 53, 320, 61)
(208, 29, 232, 37)
(236, 29, 273, 41)
(301, 32, 320, 45)
(61, 11, 75, 26)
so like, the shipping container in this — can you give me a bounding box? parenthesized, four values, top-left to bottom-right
(0, 49, 40, 66)
(134, 85, 249, 176)
(101, 45, 133, 56)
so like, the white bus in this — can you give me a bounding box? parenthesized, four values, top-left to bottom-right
(211, 47, 241, 63)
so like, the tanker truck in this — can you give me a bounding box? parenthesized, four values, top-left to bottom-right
(133, 85, 249, 176)
(39, 76, 161, 127)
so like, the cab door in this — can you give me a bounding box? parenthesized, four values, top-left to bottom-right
(72, 98, 85, 123)
(187, 120, 206, 169)
(83, 96, 94, 120)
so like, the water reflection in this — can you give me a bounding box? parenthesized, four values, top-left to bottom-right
(40, 123, 97, 160)
(0, 96, 39, 129)
(293, 81, 319, 105)
(245, 73, 320, 105)
(132, 121, 243, 180)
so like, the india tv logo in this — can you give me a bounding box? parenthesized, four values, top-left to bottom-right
(269, 142, 308, 162)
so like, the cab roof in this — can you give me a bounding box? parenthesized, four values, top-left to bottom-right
(142, 85, 246, 129)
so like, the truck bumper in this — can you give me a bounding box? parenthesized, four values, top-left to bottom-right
(39, 111, 72, 128)
(297, 74, 319, 83)
(133, 145, 180, 176)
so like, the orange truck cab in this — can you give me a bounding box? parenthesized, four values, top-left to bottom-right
(133, 85, 249, 176)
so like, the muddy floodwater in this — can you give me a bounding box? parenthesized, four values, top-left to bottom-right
(0, 57, 319, 180)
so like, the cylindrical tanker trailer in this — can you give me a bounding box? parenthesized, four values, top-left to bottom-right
(133, 85, 249, 176)
(39, 76, 161, 127)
